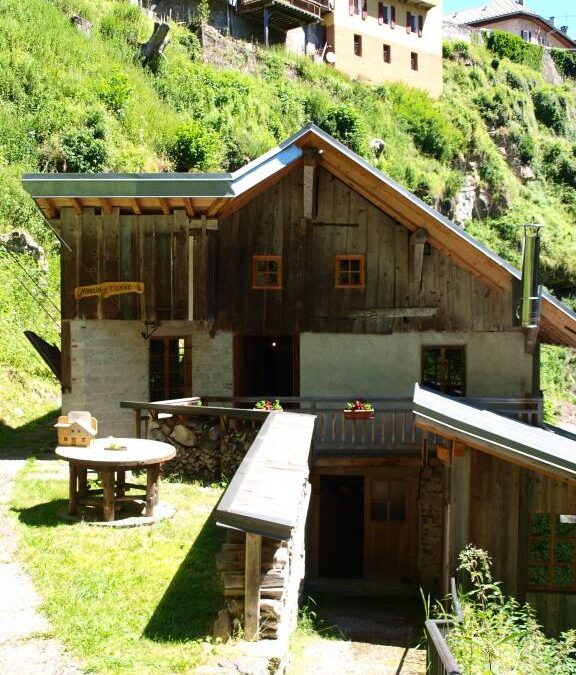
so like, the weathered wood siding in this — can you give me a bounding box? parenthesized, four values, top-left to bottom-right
(467, 450, 576, 634)
(58, 208, 190, 321)
(216, 166, 514, 334)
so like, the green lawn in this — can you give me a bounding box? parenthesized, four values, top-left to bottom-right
(10, 460, 226, 674)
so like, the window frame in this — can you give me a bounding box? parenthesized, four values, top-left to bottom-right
(252, 255, 283, 290)
(421, 346, 466, 396)
(335, 254, 366, 289)
(353, 33, 363, 57)
(383, 43, 391, 63)
(527, 513, 576, 592)
(411, 51, 419, 71)
(149, 335, 192, 402)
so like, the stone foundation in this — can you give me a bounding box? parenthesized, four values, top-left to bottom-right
(418, 461, 444, 593)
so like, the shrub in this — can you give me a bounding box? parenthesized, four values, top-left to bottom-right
(315, 104, 368, 154)
(532, 87, 569, 135)
(97, 71, 132, 116)
(442, 40, 471, 61)
(485, 30, 543, 71)
(551, 49, 576, 80)
(166, 121, 222, 171)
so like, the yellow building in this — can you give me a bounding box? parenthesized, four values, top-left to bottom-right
(446, 0, 576, 50)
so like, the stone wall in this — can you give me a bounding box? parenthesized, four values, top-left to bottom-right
(148, 412, 260, 481)
(418, 461, 444, 593)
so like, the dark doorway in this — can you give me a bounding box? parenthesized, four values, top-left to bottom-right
(234, 335, 298, 397)
(319, 475, 364, 578)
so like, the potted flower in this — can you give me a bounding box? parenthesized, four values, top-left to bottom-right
(254, 399, 283, 411)
(344, 400, 374, 420)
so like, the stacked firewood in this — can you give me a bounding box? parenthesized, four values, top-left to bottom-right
(148, 415, 259, 482)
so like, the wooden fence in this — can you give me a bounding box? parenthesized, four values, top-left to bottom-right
(425, 578, 464, 675)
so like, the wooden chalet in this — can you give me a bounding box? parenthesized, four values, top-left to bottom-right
(22, 123, 576, 632)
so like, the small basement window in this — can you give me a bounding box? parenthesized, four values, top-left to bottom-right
(528, 514, 576, 591)
(421, 346, 465, 396)
(149, 336, 191, 401)
(411, 51, 418, 70)
(354, 34, 363, 57)
(383, 44, 391, 63)
(252, 255, 282, 290)
(335, 255, 366, 288)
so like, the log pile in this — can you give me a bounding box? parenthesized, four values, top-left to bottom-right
(148, 415, 260, 482)
(213, 508, 308, 642)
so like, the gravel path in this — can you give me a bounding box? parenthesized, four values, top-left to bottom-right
(0, 455, 82, 675)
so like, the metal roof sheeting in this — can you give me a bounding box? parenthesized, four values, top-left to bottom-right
(413, 384, 576, 481)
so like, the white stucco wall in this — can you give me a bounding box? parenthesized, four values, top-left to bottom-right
(64, 320, 149, 436)
(299, 331, 533, 398)
(191, 322, 234, 396)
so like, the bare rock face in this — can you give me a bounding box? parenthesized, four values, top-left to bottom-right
(0, 231, 46, 268)
(370, 138, 385, 157)
(70, 14, 92, 35)
(519, 165, 536, 182)
(452, 173, 477, 226)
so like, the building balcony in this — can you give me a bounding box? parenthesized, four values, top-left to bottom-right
(236, 0, 332, 32)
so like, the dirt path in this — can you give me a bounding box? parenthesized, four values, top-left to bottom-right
(0, 455, 82, 675)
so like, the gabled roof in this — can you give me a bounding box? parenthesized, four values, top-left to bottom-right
(413, 384, 576, 482)
(22, 122, 576, 347)
(445, 0, 576, 49)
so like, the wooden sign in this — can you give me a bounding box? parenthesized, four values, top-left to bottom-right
(74, 282, 144, 300)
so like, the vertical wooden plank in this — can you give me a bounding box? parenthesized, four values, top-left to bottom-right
(394, 225, 409, 326)
(79, 208, 99, 319)
(155, 215, 173, 320)
(193, 224, 208, 321)
(101, 207, 120, 319)
(449, 449, 471, 571)
(244, 532, 262, 641)
(59, 208, 80, 320)
(119, 215, 137, 319)
(173, 210, 189, 320)
(60, 320, 71, 393)
(141, 215, 156, 321)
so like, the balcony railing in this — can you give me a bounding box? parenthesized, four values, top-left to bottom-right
(238, 0, 330, 19)
(121, 395, 542, 457)
(425, 578, 464, 675)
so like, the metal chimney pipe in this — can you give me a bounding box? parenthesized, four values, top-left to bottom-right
(520, 223, 543, 328)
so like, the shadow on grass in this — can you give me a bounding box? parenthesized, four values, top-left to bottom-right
(13, 499, 72, 528)
(144, 512, 226, 642)
(0, 408, 60, 456)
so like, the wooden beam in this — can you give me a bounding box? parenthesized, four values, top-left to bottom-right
(244, 532, 262, 641)
(409, 227, 427, 303)
(70, 198, 83, 215)
(158, 198, 171, 215)
(183, 198, 195, 217)
(41, 198, 57, 219)
(350, 307, 437, 319)
(130, 198, 142, 215)
(206, 198, 228, 217)
(303, 149, 318, 219)
(189, 218, 219, 231)
(99, 199, 113, 215)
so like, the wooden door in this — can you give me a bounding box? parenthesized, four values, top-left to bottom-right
(366, 475, 417, 582)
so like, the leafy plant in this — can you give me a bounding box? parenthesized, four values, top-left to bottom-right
(254, 399, 283, 411)
(485, 31, 543, 72)
(166, 121, 222, 171)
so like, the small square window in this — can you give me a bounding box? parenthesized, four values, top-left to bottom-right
(354, 34, 362, 57)
(383, 44, 391, 63)
(411, 51, 418, 70)
(335, 255, 366, 288)
(252, 255, 282, 290)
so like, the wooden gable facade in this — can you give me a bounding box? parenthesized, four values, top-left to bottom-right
(23, 124, 576, 634)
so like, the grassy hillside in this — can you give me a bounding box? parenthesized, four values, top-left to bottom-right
(1, 0, 575, 427)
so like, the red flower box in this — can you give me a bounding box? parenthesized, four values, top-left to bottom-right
(344, 409, 374, 420)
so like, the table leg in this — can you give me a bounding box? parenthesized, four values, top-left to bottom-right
(68, 464, 78, 515)
(102, 469, 115, 522)
(116, 470, 126, 498)
(146, 464, 160, 517)
(78, 467, 88, 498)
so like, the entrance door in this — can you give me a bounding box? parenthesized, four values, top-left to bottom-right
(234, 335, 298, 397)
(366, 476, 417, 582)
(319, 475, 364, 578)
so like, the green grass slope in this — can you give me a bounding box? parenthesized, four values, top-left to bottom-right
(1, 0, 575, 427)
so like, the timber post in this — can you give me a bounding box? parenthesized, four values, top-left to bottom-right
(244, 532, 262, 640)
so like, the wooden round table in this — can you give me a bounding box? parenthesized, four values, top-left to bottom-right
(56, 438, 176, 522)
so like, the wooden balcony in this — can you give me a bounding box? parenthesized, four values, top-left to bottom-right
(123, 395, 543, 462)
(237, 0, 331, 33)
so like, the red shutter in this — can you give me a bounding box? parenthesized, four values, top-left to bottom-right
(378, 2, 384, 24)
(349, 0, 355, 16)
(362, 0, 367, 19)
(418, 14, 423, 37)
(391, 5, 396, 27)
(407, 11, 412, 33)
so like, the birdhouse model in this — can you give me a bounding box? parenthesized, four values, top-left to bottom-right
(55, 410, 98, 447)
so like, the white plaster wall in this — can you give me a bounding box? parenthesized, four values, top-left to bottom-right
(300, 331, 533, 398)
(63, 321, 148, 437)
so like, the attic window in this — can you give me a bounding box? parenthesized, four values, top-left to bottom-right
(252, 255, 283, 290)
(528, 514, 576, 591)
(335, 255, 365, 288)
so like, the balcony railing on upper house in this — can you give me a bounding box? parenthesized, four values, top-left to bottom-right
(122, 395, 543, 459)
(236, 0, 331, 27)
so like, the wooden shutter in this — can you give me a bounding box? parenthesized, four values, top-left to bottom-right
(362, 0, 367, 19)
(390, 5, 396, 27)
(349, 0, 355, 16)
(418, 14, 423, 37)
(378, 2, 384, 24)
(407, 11, 412, 33)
